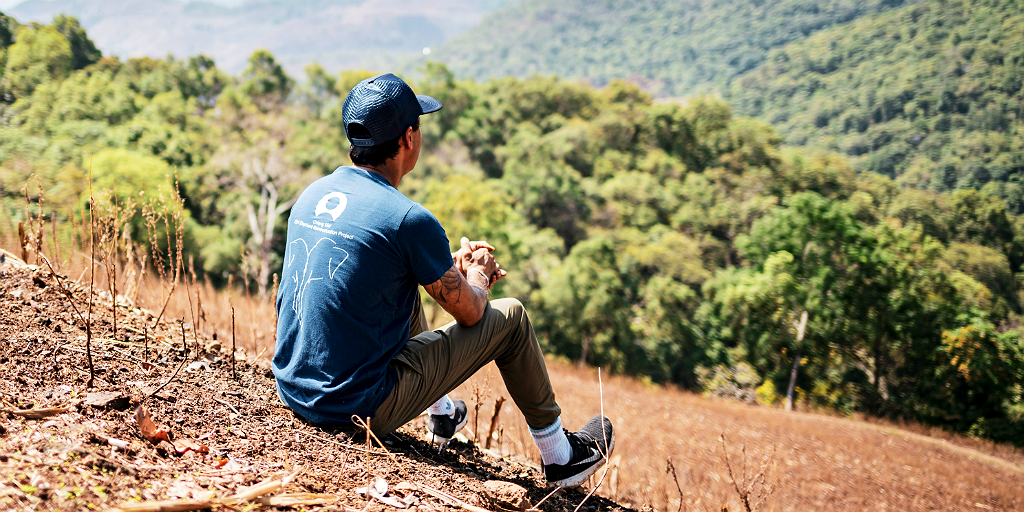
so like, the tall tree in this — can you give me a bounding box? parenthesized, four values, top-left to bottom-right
(241, 49, 293, 109)
(299, 62, 336, 118)
(51, 14, 100, 70)
(4, 24, 72, 99)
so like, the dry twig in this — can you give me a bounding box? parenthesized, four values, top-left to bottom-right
(231, 306, 236, 380)
(666, 457, 685, 512)
(573, 367, 612, 512)
(86, 166, 97, 388)
(485, 396, 506, 450)
(415, 483, 493, 512)
(142, 319, 190, 404)
(718, 434, 777, 512)
(39, 254, 86, 328)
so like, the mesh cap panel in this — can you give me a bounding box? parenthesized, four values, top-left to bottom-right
(342, 73, 442, 147)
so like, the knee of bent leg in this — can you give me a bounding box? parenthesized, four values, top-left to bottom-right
(495, 297, 526, 325)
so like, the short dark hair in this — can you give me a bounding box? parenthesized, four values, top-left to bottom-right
(349, 118, 420, 166)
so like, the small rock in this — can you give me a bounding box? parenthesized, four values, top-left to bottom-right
(187, 361, 210, 372)
(83, 391, 130, 411)
(482, 480, 531, 511)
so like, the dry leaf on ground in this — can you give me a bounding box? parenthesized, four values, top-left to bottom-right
(172, 438, 209, 455)
(134, 404, 171, 444)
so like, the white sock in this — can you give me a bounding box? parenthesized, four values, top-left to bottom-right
(530, 417, 571, 466)
(427, 395, 455, 417)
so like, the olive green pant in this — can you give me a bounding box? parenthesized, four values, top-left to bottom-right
(370, 296, 561, 436)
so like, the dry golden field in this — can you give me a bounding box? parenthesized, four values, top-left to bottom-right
(4, 227, 1024, 512)
(451, 358, 1024, 512)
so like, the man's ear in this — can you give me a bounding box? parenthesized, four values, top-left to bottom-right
(400, 126, 415, 149)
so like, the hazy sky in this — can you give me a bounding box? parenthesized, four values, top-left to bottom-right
(0, 0, 248, 8)
(2, 0, 501, 75)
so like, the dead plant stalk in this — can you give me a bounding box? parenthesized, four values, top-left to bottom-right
(86, 167, 97, 388)
(719, 434, 777, 512)
(572, 367, 611, 512)
(142, 319, 190, 404)
(231, 306, 237, 379)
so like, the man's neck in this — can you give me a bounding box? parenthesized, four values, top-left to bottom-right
(353, 130, 417, 187)
(355, 163, 402, 188)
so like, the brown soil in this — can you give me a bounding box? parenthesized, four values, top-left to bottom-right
(0, 262, 631, 512)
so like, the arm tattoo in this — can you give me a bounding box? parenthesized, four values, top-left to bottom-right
(431, 266, 463, 306)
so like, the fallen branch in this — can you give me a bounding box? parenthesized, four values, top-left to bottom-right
(114, 499, 213, 512)
(5, 407, 68, 420)
(415, 483, 493, 512)
(212, 397, 240, 416)
(259, 493, 339, 507)
(113, 470, 303, 512)
(294, 429, 387, 455)
(229, 475, 284, 502)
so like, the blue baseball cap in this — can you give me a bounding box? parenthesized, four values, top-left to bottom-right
(342, 73, 442, 147)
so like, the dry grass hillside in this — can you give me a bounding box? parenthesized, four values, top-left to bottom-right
(2, 223, 1023, 511)
(451, 360, 1024, 511)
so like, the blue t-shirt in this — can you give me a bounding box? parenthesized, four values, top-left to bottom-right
(273, 166, 453, 425)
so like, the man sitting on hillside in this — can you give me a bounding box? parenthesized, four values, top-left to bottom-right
(272, 73, 613, 487)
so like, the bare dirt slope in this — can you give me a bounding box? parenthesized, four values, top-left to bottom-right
(0, 261, 629, 512)
(4, 255, 1024, 512)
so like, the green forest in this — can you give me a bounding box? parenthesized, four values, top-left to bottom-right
(1, 4, 1023, 446)
(428, 0, 917, 97)
(728, 0, 1024, 211)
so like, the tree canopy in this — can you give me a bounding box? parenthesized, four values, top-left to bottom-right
(728, 0, 1024, 212)
(1, 10, 1022, 446)
(428, 0, 917, 97)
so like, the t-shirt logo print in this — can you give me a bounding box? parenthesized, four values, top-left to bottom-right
(286, 237, 350, 327)
(314, 192, 348, 221)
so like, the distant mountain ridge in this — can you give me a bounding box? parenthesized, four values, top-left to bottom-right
(426, 0, 919, 97)
(6, 0, 505, 75)
(726, 0, 1024, 210)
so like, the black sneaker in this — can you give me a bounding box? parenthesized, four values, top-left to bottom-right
(427, 398, 468, 444)
(544, 415, 615, 487)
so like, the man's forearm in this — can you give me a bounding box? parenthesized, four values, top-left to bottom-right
(463, 269, 492, 324)
(425, 264, 491, 327)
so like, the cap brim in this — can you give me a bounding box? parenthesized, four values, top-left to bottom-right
(417, 95, 442, 115)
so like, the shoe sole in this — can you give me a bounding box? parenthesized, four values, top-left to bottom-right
(428, 413, 470, 446)
(548, 431, 616, 487)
